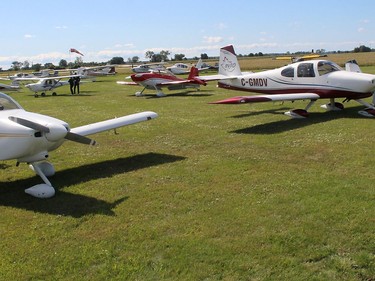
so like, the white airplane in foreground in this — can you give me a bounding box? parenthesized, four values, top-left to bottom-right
(15, 75, 80, 97)
(0, 92, 157, 198)
(205, 45, 375, 118)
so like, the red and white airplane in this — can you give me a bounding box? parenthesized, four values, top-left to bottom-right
(117, 67, 206, 97)
(205, 45, 375, 118)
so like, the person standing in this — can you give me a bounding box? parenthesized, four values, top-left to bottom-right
(73, 76, 81, 94)
(68, 76, 74, 95)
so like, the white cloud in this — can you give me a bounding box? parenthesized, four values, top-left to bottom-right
(24, 34, 35, 39)
(55, 25, 68, 29)
(216, 23, 227, 30)
(358, 27, 365, 33)
(203, 36, 223, 43)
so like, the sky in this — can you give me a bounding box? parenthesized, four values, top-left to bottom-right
(1, 0, 375, 69)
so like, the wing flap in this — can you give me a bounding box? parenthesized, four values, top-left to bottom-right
(211, 93, 320, 104)
(70, 111, 157, 136)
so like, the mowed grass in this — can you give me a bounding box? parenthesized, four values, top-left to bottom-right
(0, 56, 374, 280)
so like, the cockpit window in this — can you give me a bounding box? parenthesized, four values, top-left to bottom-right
(318, 61, 341, 76)
(0, 93, 23, 110)
(297, 63, 315, 77)
(281, 67, 294, 77)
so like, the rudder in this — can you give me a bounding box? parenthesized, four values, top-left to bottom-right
(219, 45, 242, 76)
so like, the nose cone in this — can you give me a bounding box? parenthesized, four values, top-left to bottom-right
(330, 72, 375, 93)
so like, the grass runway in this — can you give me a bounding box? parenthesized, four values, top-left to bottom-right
(0, 59, 374, 280)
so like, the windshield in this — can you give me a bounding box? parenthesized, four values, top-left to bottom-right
(318, 61, 342, 76)
(0, 93, 23, 110)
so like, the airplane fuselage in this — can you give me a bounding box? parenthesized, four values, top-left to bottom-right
(25, 80, 68, 93)
(218, 60, 375, 100)
(0, 109, 67, 162)
(131, 72, 199, 90)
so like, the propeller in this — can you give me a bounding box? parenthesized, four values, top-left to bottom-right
(9, 116, 50, 133)
(9, 116, 96, 146)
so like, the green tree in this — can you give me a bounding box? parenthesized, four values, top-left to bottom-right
(354, 45, 372, 53)
(109, 57, 125, 64)
(11, 61, 22, 71)
(59, 59, 68, 68)
(174, 54, 185, 61)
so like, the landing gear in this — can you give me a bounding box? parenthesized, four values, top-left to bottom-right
(321, 98, 344, 111)
(284, 99, 316, 118)
(25, 162, 56, 198)
(135, 87, 146, 97)
(355, 98, 375, 117)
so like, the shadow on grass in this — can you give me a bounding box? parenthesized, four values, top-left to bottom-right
(127, 89, 213, 99)
(0, 152, 186, 217)
(230, 106, 367, 134)
(30, 93, 94, 98)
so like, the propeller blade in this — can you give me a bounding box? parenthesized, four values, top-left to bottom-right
(65, 132, 96, 146)
(9, 116, 50, 133)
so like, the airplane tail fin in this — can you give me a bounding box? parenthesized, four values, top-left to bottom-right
(345, 60, 362, 73)
(188, 66, 206, 85)
(219, 45, 242, 76)
(188, 66, 199, 79)
(196, 58, 203, 69)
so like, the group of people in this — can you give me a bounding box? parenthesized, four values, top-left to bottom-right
(68, 76, 81, 95)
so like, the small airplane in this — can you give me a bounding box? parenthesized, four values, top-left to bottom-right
(0, 92, 157, 198)
(76, 65, 116, 78)
(166, 59, 209, 75)
(205, 45, 375, 118)
(131, 62, 166, 73)
(0, 82, 19, 91)
(117, 67, 206, 97)
(15, 75, 81, 97)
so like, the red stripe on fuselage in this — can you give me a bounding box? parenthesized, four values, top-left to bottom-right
(217, 82, 372, 99)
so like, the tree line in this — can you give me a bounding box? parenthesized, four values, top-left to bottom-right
(4, 45, 374, 72)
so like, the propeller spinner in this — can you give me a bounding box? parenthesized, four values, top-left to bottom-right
(9, 116, 96, 145)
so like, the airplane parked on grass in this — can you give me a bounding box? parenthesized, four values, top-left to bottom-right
(167, 59, 209, 75)
(117, 66, 206, 97)
(76, 65, 116, 78)
(0, 92, 157, 198)
(14, 75, 81, 97)
(205, 45, 375, 118)
(131, 62, 166, 73)
(0, 83, 19, 91)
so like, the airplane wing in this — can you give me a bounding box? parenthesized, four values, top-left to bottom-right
(199, 72, 253, 82)
(70, 111, 158, 136)
(117, 81, 138, 85)
(0, 83, 19, 91)
(210, 93, 321, 104)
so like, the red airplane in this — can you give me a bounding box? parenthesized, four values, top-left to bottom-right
(117, 67, 206, 97)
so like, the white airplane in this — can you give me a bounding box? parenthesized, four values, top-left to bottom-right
(0, 92, 157, 198)
(15, 75, 80, 97)
(167, 59, 209, 75)
(205, 45, 375, 118)
(132, 62, 166, 73)
(75, 65, 116, 78)
(0, 82, 19, 91)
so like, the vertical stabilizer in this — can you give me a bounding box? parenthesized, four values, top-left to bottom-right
(219, 45, 242, 76)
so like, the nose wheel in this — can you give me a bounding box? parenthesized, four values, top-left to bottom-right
(25, 162, 56, 198)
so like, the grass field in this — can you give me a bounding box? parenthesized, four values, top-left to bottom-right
(0, 55, 374, 280)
